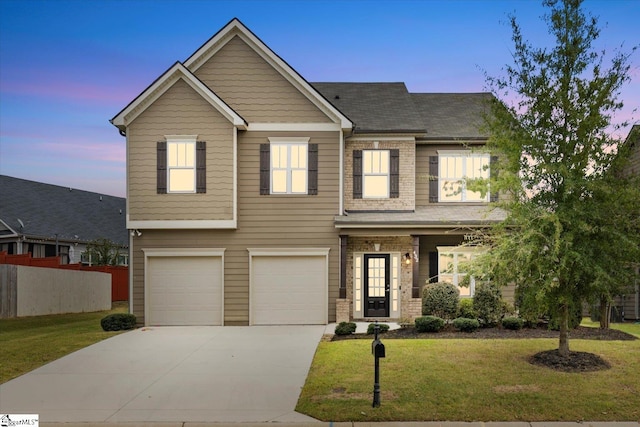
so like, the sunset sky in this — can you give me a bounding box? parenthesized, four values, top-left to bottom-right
(1, 0, 638, 197)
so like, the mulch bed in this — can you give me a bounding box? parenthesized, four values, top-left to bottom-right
(329, 325, 636, 372)
(330, 324, 637, 341)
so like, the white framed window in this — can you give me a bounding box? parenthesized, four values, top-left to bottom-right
(363, 150, 389, 198)
(437, 246, 483, 297)
(167, 136, 196, 193)
(271, 142, 308, 194)
(439, 151, 490, 202)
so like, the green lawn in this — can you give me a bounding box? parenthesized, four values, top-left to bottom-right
(581, 318, 640, 338)
(297, 334, 640, 421)
(0, 303, 128, 384)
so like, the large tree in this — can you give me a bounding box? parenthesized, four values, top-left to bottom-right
(477, 0, 639, 357)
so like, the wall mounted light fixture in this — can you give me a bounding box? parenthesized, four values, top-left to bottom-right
(404, 253, 412, 265)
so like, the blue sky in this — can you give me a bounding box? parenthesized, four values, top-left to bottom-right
(1, 0, 638, 197)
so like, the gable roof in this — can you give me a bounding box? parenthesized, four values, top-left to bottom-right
(182, 18, 352, 130)
(111, 61, 247, 132)
(411, 93, 492, 140)
(0, 175, 128, 247)
(312, 82, 426, 134)
(313, 83, 492, 138)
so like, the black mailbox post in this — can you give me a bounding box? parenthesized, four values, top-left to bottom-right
(371, 322, 385, 407)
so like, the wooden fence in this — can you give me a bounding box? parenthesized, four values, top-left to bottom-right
(0, 252, 128, 302)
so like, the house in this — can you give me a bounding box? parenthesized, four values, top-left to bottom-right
(0, 175, 128, 265)
(111, 18, 505, 326)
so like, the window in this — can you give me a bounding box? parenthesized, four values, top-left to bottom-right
(157, 136, 206, 194)
(271, 143, 308, 194)
(168, 140, 196, 193)
(437, 152, 490, 202)
(437, 246, 481, 297)
(363, 150, 389, 198)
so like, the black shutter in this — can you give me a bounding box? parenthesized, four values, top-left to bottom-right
(308, 143, 318, 195)
(429, 251, 439, 283)
(429, 156, 438, 203)
(390, 149, 400, 198)
(260, 144, 270, 195)
(196, 141, 206, 193)
(353, 150, 362, 199)
(157, 141, 167, 194)
(490, 155, 499, 202)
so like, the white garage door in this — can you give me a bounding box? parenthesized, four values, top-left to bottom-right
(251, 255, 327, 325)
(147, 256, 223, 326)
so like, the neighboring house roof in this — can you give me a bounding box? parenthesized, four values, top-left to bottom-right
(335, 205, 507, 228)
(0, 175, 128, 247)
(312, 82, 492, 138)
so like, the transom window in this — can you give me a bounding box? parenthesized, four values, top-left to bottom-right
(271, 143, 308, 194)
(167, 138, 196, 193)
(437, 246, 482, 297)
(363, 150, 389, 198)
(439, 152, 489, 202)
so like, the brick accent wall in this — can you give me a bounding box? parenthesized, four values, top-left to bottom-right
(335, 298, 351, 324)
(346, 236, 421, 321)
(345, 139, 415, 211)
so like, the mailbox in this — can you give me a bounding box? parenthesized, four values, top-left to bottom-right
(372, 339, 386, 358)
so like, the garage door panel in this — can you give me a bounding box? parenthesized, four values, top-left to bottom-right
(252, 255, 326, 325)
(148, 256, 222, 326)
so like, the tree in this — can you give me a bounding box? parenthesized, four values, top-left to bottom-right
(477, 0, 639, 357)
(83, 238, 121, 266)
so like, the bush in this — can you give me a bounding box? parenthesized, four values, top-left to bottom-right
(473, 282, 503, 327)
(502, 316, 524, 330)
(422, 282, 459, 319)
(415, 315, 445, 333)
(452, 317, 480, 332)
(366, 323, 390, 335)
(101, 313, 136, 331)
(457, 298, 477, 319)
(335, 322, 357, 335)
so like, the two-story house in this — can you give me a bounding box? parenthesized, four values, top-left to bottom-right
(111, 18, 504, 326)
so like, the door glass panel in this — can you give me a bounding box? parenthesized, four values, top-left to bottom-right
(368, 257, 386, 297)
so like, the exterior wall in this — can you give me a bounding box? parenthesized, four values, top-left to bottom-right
(0, 265, 110, 318)
(193, 35, 331, 124)
(130, 131, 341, 325)
(127, 78, 235, 222)
(344, 139, 415, 211)
(344, 236, 421, 321)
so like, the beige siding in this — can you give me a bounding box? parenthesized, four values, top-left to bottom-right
(131, 131, 341, 325)
(194, 35, 331, 123)
(127, 79, 235, 221)
(624, 141, 640, 178)
(344, 139, 415, 211)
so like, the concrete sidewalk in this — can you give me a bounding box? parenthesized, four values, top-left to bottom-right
(0, 326, 325, 423)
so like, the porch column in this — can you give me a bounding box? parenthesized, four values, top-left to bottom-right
(412, 235, 420, 298)
(340, 235, 347, 298)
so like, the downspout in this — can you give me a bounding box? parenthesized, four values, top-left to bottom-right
(339, 129, 344, 215)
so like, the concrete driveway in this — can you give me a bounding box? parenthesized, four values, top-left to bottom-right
(0, 325, 325, 423)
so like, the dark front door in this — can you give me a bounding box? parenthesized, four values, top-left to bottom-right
(364, 254, 390, 317)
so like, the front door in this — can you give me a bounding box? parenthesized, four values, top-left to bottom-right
(364, 254, 390, 317)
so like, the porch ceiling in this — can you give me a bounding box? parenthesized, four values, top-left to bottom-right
(335, 205, 507, 229)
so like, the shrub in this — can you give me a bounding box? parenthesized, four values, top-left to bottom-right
(335, 322, 357, 335)
(457, 298, 477, 319)
(415, 315, 445, 333)
(452, 317, 480, 332)
(422, 281, 459, 319)
(502, 316, 524, 330)
(366, 323, 390, 335)
(101, 313, 136, 331)
(473, 282, 503, 327)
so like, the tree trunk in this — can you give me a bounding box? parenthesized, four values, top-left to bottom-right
(558, 302, 570, 357)
(599, 296, 610, 329)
